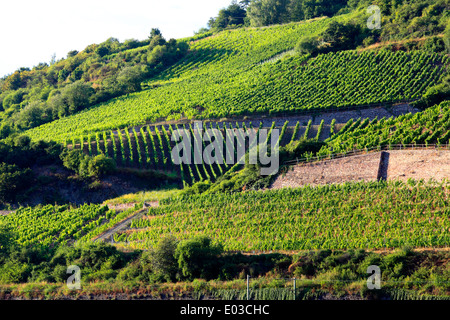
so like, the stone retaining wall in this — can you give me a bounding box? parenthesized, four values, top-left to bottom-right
(271, 150, 450, 189)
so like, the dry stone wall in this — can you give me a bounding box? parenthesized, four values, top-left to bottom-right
(271, 150, 450, 189)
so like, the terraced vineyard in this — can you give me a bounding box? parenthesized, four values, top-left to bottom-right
(69, 120, 298, 186)
(25, 12, 448, 144)
(0, 203, 144, 247)
(0, 205, 109, 246)
(112, 180, 450, 251)
(314, 101, 450, 158)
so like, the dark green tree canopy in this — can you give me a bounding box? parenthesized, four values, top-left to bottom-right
(213, 2, 247, 29)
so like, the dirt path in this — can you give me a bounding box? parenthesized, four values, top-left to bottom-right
(68, 104, 417, 154)
(94, 201, 159, 243)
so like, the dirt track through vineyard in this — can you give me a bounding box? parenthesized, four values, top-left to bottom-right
(94, 201, 158, 243)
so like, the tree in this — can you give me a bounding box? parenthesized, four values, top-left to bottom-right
(150, 28, 161, 39)
(123, 38, 140, 50)
(60, 149, 84, 172)
(321, 21, 362, 51)
(87, 154, 116, 178)
(287, 0, 304, 22)
(194, 27, 210, 35)
(34, 62, 48, 70)
(301, 0, 347, 20)
(0, 163, 33, 203)
(246, 0, 348, 27)
(116, 66, 144, 93)
(295, 37, 320, 55)
(2, 89, 26, 110)
(147, 45, 168, 67)
(148, 34, 166, 52)
(213, 2, 247, 29)
(2, 71, 23, 91)
(207, 17, 216, 29)
(62, 81, 94, 114)
(95, 46, 110, 57)
(0, 123, 12, 140)
(247, 0, 290, 27)
(50, 53, 56, 65)
(147, 236, 178, 282)
(47, 81, 94, 118)
(174, 236, 223, 280)
(78, 155, 92, 178)
(67, 50, 79, 58)
(14, 102, 45, 129)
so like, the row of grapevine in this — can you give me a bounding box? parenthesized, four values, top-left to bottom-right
(69, 118, 335, 186)
(0, 204, 114, 246)
(314, 100, 450, 158)
(25, 13, 447, 143)
(116, 179, 450, 251)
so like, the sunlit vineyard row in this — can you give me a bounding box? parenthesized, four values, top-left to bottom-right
(314, 100, 450, 157)
(23, 16, 335, 142)
(0, 204, 116, 247)
(114, 180, 450, 251)
(25, 12, 447, 143)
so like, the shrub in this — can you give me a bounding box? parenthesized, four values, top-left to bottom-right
(0, 163, 33, 203)
(146, 235, 178, 282)
(175, 236, 223, 281)
(87, 154, 116, 178)
(60, 149, 84, 172)
(295, 37, 320, 55)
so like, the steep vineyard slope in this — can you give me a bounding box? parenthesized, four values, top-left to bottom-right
(269, 100, 450, 188)
(316, 100, 450, 157)
(25, 14, 448, 143)
(0, 204, 144, 247)
(112, 180, 450, 251)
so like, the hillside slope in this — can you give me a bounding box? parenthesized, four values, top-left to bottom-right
(25, 12, 448, 143)
(113, 180, 450, 251)
(316, 100, 450, 156)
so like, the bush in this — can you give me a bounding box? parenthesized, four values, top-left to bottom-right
(145, 235, 178, 282)
(422, 36, 445, 53)
(280, 138, 325, 161)
(0, 260, 30, 284)
(60, 149, 84, 172)
(181, 180, 212, 195)
(175, 236, 223, 281)
(61, 150, 115, 178)
(87, 154, 116, 178)
(295, 37, 320, 55)
(0, 163, 33, 203)
(0, 223, 14, 257)
(116, 65, 144, 93)
(320, 21, 363, 52)
(412, 78, 450, 110)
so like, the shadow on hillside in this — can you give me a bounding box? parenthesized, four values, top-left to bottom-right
(17, 165, 181, 207)
(377, 151, 390, 181)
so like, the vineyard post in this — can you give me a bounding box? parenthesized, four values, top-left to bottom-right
(293, 278, 296, 300)
(247, 275, 250, 300)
